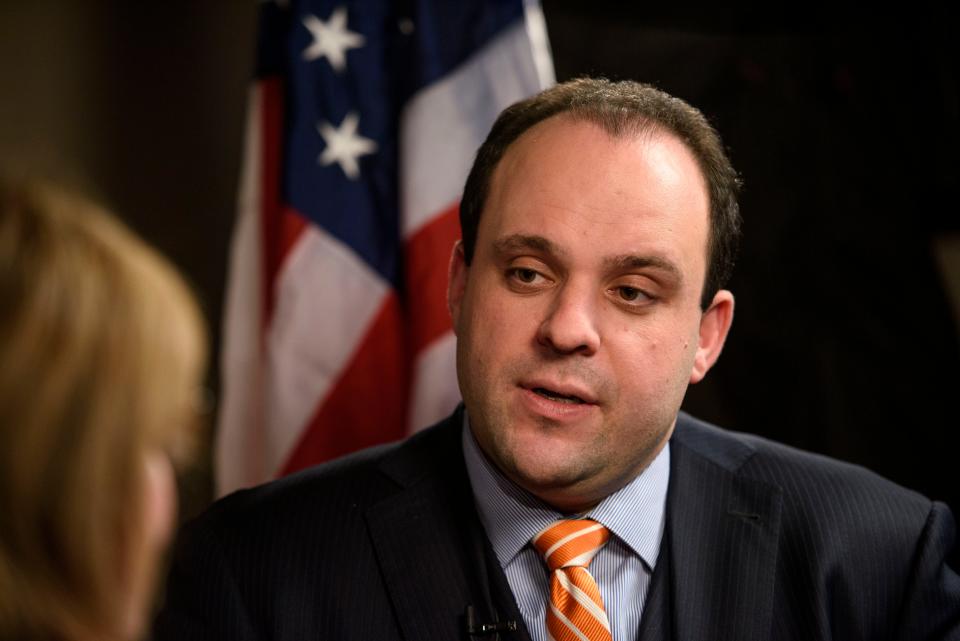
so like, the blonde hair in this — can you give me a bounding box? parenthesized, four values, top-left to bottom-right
(0, 181, 207, 641)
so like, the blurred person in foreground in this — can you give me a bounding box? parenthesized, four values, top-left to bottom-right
(156, 79, 959, 641)
(0, 180, 207, 641)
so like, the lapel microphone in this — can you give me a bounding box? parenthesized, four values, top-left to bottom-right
(464, 605, 518, 637)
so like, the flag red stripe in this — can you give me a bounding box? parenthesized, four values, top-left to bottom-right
(278, 205, 309, 270)
(259, 78, 308, 323)
(259, 75, 284, 321)
(405, 203, 460, 354)
(279, 292, 410, 475)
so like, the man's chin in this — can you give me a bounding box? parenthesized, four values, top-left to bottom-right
(500, 455, 600, 507)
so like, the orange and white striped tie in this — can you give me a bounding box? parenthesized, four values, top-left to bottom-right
(532, 519, 613, 641)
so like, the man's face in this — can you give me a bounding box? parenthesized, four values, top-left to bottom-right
(449, 115, 733, 513)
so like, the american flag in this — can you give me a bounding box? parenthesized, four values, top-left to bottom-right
(216, 0, 554, 495)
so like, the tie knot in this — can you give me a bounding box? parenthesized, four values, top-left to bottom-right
(532, 519, 610, 571)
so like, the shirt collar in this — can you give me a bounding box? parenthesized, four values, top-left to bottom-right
(462, 411, 670, 571)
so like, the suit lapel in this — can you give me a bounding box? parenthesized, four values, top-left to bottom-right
(636, 531, 672, 641)
(667, 416, 784, 641)
(365, 410, 515, 641)
(365, 483, 482, 641)
(480, 530, 535, 641)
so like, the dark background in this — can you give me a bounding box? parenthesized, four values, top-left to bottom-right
(2, 3, 957, 521)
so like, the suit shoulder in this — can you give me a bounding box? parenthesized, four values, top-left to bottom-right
(673, 413, 945, 571)
(189, 442, 391, 542)
(673, 412, 934, 522)
(190, 413, 462, 541)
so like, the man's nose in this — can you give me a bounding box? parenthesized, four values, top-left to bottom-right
(536, 282, 600, 356)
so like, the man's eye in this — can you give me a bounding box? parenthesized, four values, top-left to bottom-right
(617, 286, 649, 302)
(512, 268, 540, 283)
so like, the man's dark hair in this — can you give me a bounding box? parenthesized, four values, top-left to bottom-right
(459, 78, 742, 308)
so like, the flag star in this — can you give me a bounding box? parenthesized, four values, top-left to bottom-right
(301, 7, 365, 72)
(317, 112, 378, 180)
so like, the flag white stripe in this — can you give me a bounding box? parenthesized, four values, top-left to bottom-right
(408, 331, 460, 432)
(399, 21, 544, 239)
(555, 569, 611, 631)
(522, 0, 555, 91)
(263, 225, 389, 475)
(216, 84, 266, 495)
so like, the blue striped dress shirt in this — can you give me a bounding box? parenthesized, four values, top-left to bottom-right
(462, 414, 671, 641)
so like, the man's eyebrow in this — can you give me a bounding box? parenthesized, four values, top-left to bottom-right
(603, 254, 684, 283)
(492, 234, 563, 257)
(492, 236, 683, 283)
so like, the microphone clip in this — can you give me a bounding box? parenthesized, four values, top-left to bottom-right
(464, 605, 518, 637)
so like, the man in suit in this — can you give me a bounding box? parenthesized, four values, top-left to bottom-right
(154, 79, 960, 640)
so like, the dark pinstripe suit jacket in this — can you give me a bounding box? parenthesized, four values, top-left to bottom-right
(153, 408, 960, 641)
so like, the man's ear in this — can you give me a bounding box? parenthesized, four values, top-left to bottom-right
(447, 240, 468, 334)
(690, 289, 734, 384)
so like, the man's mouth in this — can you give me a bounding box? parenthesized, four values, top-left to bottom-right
(532, 387, 586, 404)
